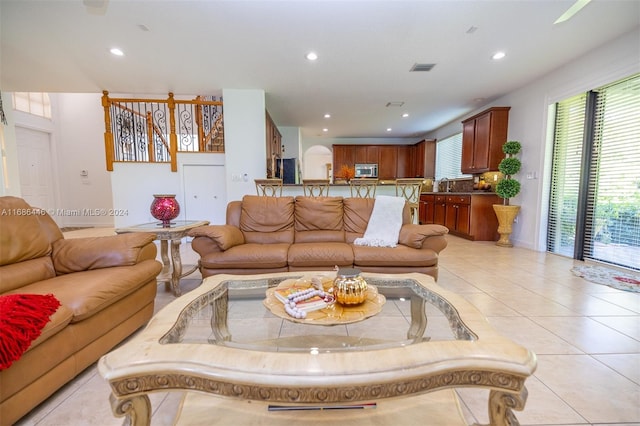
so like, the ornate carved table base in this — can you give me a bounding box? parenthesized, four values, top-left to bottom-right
(115, 220, 209, 296)
(100, 272, 537, 426)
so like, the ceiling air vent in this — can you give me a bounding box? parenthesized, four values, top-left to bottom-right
(410, 63, 436, 72)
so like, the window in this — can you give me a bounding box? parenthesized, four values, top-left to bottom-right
(435, 133, 470, 181)
(547, 74, 640, 270)
(12, 92, 52, 119)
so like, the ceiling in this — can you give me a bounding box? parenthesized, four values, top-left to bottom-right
(1, 0, 639, 139)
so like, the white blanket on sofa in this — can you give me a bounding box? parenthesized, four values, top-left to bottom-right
(354, 195, 405, 248)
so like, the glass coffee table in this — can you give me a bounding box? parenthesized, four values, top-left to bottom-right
(98, 272, 537, 425)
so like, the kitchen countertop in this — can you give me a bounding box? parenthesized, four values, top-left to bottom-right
(280, 183, 498, 196)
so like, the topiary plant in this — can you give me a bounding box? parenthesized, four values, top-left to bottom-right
(495, 140, 521, 205)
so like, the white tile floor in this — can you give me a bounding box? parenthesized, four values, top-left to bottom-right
(14, 231, 640, 426)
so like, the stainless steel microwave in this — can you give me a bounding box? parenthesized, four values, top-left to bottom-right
(354, 163, 378, 178)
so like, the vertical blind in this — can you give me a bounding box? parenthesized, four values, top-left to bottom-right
(585, 76, 640, 268)
(547, 74, 640, 270)
(435, 132, 471, 180)
(547, 94, 587, 257)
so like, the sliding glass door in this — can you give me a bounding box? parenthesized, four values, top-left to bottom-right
(547, 74, 640, 270)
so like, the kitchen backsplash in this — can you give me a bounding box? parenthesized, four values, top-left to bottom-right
(432, 172, 505, 193)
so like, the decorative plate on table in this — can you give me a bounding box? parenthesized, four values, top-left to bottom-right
(263, 277, 386, 325)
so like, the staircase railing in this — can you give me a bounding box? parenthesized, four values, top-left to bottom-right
(102, 91, 224, 172)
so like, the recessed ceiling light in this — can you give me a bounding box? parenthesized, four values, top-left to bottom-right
(492, 51, 506, 60)
(306, 52, 318, 61)
(324, 113, 331, 118)
(110, 47, 124, 56)
(322, 128, 328, 132)
(386, 128, 392, 132)
(402, 113, 409, 118)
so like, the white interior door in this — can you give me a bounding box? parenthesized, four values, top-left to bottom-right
(16, 126, 56, 212)
(182, 164, 227, 225)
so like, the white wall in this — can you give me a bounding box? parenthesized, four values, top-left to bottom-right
(426, 28, 640, 251)
(222, 89, 266, 202)
(56, 93, 114, 227)
(279, 126, 301, 160)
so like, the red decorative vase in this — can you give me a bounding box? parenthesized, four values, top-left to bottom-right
(150, 194, 180, 227)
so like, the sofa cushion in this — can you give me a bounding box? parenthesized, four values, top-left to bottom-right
(0, 197, 53, 266)
(52, 233, 157, 274)
(343, 198, 411, 243)
(294, 197, 345, 243)
(8, 260, 162, 322)
(0, 294, 62, 370)
(240, 196, 295, 244)
(26, 304, 73, 352)
(353, 244, 438, 267)
(199, 243, 290, 269)
(0, 257, 56, 293)
(343, 197, 375, 236)
(288, 242, 353, 268)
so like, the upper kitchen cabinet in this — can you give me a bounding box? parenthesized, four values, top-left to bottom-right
(396, 145, 412, 178)
(461, 107, 510, 174)
(333, 145, 356, 170)
(414, 139, 436, 178)
(265, 111, 282, 177)
(378, 146, 398, 179)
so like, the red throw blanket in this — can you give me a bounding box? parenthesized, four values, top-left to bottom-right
(0, 294, 61, 370)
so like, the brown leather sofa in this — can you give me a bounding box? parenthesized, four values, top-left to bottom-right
(189, 195, 449, 280)
(0, 196, 163, 425)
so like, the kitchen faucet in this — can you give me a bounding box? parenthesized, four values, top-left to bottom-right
(441, 178, 451, 192)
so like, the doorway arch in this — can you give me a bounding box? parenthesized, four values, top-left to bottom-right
(302, 145, 332, 180)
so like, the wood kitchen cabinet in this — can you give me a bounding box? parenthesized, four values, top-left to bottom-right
(396, 145, 412, 178)
(365, 146, 379, 163)
(435, 194, 502, 241)
(415, 139, 436, 178)
(461, 107, 510, 174)
(419, 194, 435, 224)
(434, 195, 447, 226)
(331, 140, 434, 179)
(445, 195, 471, 236)
(333, 145, 355, 171)
(354, 146, 367, 163)
(378, 146, 398, 179)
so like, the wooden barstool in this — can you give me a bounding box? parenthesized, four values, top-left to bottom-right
(395, 178, 424, 224)
(349, 178, 378, 198)
(255, 179, 283, 196)
(302, 179, 330, 197)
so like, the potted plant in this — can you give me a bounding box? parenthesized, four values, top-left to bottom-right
(493, 140, 521, 247)
(335, 164, 355, 183)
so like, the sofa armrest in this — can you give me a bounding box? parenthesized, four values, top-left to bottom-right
(187, 225, 245, 251)
(52, 233, 157, 274)
(398, 224, 449, 253)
